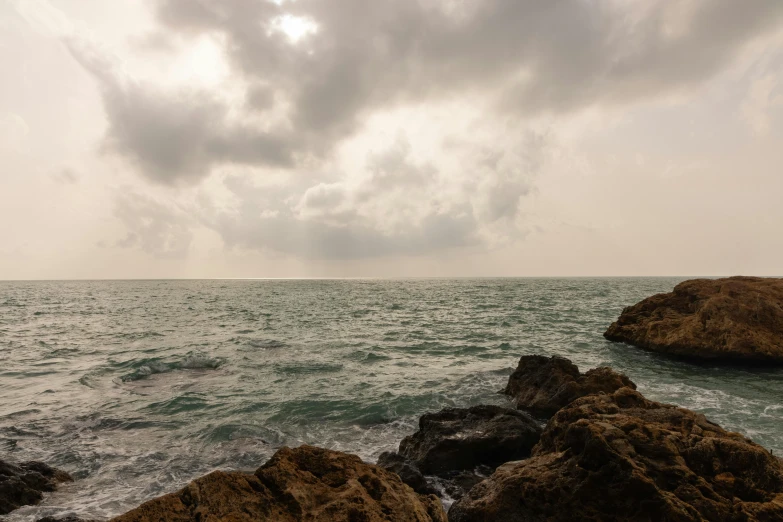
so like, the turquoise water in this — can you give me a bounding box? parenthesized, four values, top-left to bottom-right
(1, 278, 782, 520)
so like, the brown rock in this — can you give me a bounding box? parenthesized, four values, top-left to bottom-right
(449, 387, 783, 522)
(111, 445, 446, 522)
(604, 276, 783, 363)
(0, 459, 73, 515)
(503, 355, 636, 418)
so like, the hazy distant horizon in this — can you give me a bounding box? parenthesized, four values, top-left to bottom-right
(2, 274, 781, 283)
(2, 1, 783, 279)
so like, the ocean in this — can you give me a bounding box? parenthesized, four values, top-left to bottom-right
(2, 278, 782, 520)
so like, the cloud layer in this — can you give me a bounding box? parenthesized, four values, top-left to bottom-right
(57, 0, 783, 260)
(68, 0, 779, 182)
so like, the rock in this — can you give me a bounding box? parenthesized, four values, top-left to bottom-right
(377, 451, 438, 496)
(398, 405, 541, 475)
(377, 405, 541, 500)
(604, 276, 783, 364)
(111, 445, 446, 522)
(449, 387, 783, 522)
(437, 469, 491, 501)
(503, 355, 636, 418)
(0, 459, 73, 515)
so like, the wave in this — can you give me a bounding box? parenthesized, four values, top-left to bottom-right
(273, 362, 343, 375)
(247, 339, 287, 349)
(230, 337, 287, 349)
(120, 353, 224, 382)
(117, 331, 165, 341)
(346, 350, 392, 363)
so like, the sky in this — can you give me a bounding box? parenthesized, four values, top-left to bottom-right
(1, 0, 783, 279)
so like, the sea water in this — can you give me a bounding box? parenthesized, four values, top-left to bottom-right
(2, 278, 782, 520)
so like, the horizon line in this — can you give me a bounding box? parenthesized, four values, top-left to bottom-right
(1, 275, 778, 282)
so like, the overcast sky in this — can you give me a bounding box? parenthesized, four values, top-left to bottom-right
(2, 0, 783, 279)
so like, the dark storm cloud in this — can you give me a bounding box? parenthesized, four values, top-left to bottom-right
(70, 0, 783, 184)
(66, 37, 294, 184)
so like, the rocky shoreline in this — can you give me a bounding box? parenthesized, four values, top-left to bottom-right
(5, 277, 783, 521)
(6, 354, 783, 522)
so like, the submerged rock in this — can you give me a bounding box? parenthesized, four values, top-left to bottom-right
(604, 276, 783, 364)
(378, 405, 541, 500)
(0, 459, 73, 515)
(112, 445, 446, 522)
(449, 387, 783, 522)
(504, 354, 635, 418)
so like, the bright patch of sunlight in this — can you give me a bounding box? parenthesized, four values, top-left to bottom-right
(269, 14, 319, 44)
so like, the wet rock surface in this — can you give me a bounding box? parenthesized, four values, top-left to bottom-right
(111, 445, 446, 522)
(605, 276, 783, 364)
(504, 354, 636, 418)
(449, 387, 783, 522)
(377, 451, 438, 496)
(0, 459, 73, 515)
(398, 405, 541, 474)
(378, 405, 541, 500)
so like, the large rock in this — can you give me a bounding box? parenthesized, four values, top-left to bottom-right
(398, 405, 541, 474)
(378, 405, 541, 500)
(449, 387, 783, 522)
(377, 451, 438, 496)
(112, 445, 446, 522)
(604, 276, 783, 363)
(504, 355, 636, 418)
(0, 459, 73, 515)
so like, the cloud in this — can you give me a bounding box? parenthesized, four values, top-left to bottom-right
(24, 0, 783, 261)
(199, 137, 482, 259)
(52, 168, 79, 184)
(741, 70, 783, 136)
(65, 0, 783, 184)
(186, 126, 545, 259)
(112, 192, 193, 258)
(65, 37, 294, 185)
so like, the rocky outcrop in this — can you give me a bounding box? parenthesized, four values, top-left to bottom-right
(449, 387, 783, 521)
(604, 276, 783, 364)
(504, 355, 636, 418)
(378, 405, 541, 500)
(112, 445, 446, 522)
(0, 459, 73, 515)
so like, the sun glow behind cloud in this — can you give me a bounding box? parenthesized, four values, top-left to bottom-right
(170, 36, 230, 87)
(269, 14, 318, 44)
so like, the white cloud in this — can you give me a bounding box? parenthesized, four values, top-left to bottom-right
(741, 73, 783, 136)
